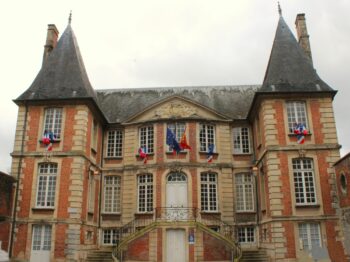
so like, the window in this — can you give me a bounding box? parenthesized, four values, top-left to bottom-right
(201, 173, 218, 212)
(88, 171, 95, 213)
(32, 225, 52, 251)
(293, 159, 316, 205)
(235, 173, 254, 212)
(167, 123, 185, 152)
(104, 176, 121, 213)
(340, 172, 347, 194)
(298, 223, 321, 250)
(139, 126, 154, 154)
(233, 127, 250, 154)
(91, 120, 98, 150)
(138, 174, 153, 213)
(102, 229, 120, 245)
(199, 124, 215, 152)
(36, 163, 57, 208)
(286, 101, 308, 133)
(237, 227, 255, 243)
(43, 108, 63, 139)
(107, 130, 123, 157)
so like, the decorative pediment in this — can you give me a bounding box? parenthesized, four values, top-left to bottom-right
(125, 96, 229, 123)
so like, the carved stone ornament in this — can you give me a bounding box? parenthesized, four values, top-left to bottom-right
(298, 149, 306, 158)
(154, 101, 197, 118)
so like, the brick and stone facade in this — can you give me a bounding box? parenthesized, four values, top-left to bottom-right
(7, 9, 350, 262)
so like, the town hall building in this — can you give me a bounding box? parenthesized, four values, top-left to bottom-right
(6, 7, 350, 262)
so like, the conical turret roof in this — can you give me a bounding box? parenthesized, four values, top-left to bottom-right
(15, 24, 97, 103)
(260, 16, 334, 93)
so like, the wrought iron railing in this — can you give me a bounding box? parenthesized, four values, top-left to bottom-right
(155, 207, 197, 221)
(112, 208, 242, 262)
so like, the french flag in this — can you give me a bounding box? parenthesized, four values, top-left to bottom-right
(207, 144, 215, 163)
(293, 123, 308, 144)
(138, 147, 148, 164)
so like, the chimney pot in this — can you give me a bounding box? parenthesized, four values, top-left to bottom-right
(42, 24, 59, 66)
(295, 13, 313, 65)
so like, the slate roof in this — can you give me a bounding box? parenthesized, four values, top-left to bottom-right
(15, 24, 97, 103)
(96, 86, 259, 123)
(260, 16, 334, 93)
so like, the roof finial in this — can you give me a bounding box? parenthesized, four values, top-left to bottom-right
(68, 10, 72, 24)
(278, 2, 282, 16)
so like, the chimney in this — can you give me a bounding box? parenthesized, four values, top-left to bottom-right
(42, 24, 59, 66)
(295, 14, 313, 65)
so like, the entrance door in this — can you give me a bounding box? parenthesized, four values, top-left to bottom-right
(166, 172, 188, 220)
(166, 229, 186, 262)
(30, 225, 51, 262)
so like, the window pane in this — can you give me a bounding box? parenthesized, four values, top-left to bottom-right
(200, 124, 215, 152)
(235, 173, 254, 211)
(140, 126, 154, 154)
(286, 102, 308, 132)
(44, 108, 62, 139)
(107, 130, 123, 157)
(293, 159, 316, 205)
(36, 163, 57, 208)
(104, 176, 121, 213)
(201, 173, 218, 211)
(138, 174, 153, 212)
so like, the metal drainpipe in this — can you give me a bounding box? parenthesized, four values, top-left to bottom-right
(9, 103, 28, 258)
(98, 125, 105, 239)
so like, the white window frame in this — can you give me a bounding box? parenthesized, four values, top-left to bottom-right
(139, 126, 154, 154)
(167, 122, 186, 152)
(137, 174, 153, 213)
(43, 107, 63, 139)
(36, 163, 57, 208)
(298, 223, 321, 250)
(199, 124, 215, 152)
(237, 226, 255, 243)
(292, 159, 317, 206)
(233, 127, 251, 154)
(200, 173, 218, 212)
(103, 176, 121, 213)
(286, 101, 309, 133)
(106, 129, 123, 157)
(88, 171, 95, 213)
(235, 173, 254, 212)
(102, 228, 120, 246)
(32, 225, 52, 251)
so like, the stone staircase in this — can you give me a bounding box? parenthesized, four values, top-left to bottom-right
(86, 249, 113, 262)
(240, 249, 269, 262)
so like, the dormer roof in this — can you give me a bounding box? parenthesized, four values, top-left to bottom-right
(260, 16, 335, 94)
(14, 24, 97, 104)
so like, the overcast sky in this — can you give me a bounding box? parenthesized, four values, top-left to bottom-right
(0, 0, 349, 173)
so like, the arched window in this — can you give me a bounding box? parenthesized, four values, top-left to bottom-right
(340, 172, 347, 194)
(167, 172, 187, 182)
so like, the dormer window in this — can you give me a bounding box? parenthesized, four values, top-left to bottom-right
(233, 127, 250, 154)
(286, 101, 308, 133)
(43, 108, 62, 139)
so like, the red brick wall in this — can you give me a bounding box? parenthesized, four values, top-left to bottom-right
(317, 152, 335, 215)
(334, 156, 350, 208)
(12, 223, 28, 258)
(280, 153, 292, 216)
(57, 158, 72, 219)
(54, 224, 67, 258)
(126, 233, 149, 261)
(310, 100, 324, 144)
(62, 106, 76, 152)
(202, 232, 231, 261)
(274, 101, 287, 146)
(283, 222, 296, 258)
(18, 158, 35, 218)
(325, 220, 347, 262)
(0, 223, 11, 251)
